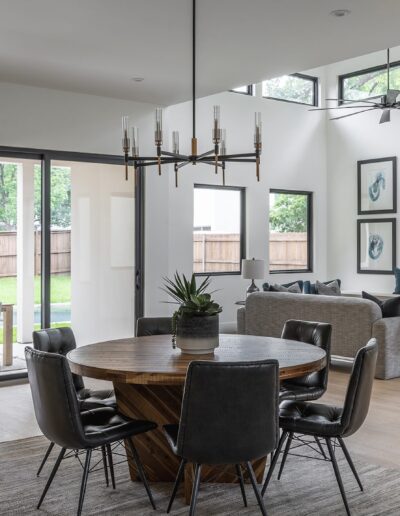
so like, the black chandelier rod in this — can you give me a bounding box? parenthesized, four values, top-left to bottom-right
(192, 0, 196, 140)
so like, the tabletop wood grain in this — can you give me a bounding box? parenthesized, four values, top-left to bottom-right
(67, 333, 326, 385)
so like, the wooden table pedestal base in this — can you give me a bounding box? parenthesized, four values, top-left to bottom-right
(114, 382, 267, 504)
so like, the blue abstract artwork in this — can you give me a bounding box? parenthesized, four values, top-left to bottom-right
(368, 234, 384, 260)
(368, 172, 385, 202)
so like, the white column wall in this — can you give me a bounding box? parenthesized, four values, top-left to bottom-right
(143, 71, 328, 322)
(70, 162, 135, 346)
(16, 159, 35, 343)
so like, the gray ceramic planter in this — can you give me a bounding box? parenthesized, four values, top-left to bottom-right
(176, 314, 219, 354)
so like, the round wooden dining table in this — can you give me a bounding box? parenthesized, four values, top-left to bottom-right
(68, 333, 326, 502)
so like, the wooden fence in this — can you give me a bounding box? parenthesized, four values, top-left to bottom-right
(269, 232, 308, 271)
(193, 232, 308, 273)
(0, 230, 71, 277)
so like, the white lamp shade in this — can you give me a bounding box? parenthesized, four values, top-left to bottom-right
(242, 259, 265, 280)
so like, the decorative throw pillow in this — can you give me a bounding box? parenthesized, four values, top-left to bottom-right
(362, 291, 400, 318)
(393, 267, 400, 294)
(270, 282, 302, 293)
(315, 279, 341, 296)
(304, 279, 341, 294)
(263, 280, 303, 292)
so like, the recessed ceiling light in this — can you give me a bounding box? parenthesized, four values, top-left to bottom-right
(330, 9, 351, 17)
(131, 77, 144, 82)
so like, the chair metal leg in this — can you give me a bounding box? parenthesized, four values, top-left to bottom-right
(77, 449, 92, 516)
(277, 431, 293, 480)
(37, 447, 66, 509)
(101, 446, 109, 487)
(189, 463, 202, 516)
(235, 464, 248, 507)
(246, 461, 268, 516)
(338, 437, 364, 492)
(106, 444, 116, 489)
(325, 438, 351, 516)
(262, 430, 288, 496)
(167, 458, 186, 513)
(315, 436, 327, 459)
(127, 437, 156, 510)
(37, 441, 55, 477)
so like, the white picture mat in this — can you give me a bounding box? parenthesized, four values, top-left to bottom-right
(360, 161, 394, 212)
(359, 221, 393, 271)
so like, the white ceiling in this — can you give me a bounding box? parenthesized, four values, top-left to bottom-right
(1, 0, 400, 106)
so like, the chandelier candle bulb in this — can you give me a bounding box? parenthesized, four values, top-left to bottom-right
(172, 131, 180, 154)
(220, 129, 226, 155)
(254, 112, 262, 147)
(131, 127, 139, 157)
(155, 108, 163, 144)
(213, 105, 221, 143)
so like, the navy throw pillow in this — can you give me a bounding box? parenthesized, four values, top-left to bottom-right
(362, 291, 400, 318)
(393, 267, 400, 294)
(304, 279, 341, 294)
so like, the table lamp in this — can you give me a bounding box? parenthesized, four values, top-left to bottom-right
(242, 258, 265, 296)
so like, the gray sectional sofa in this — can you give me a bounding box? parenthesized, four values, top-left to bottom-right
(237, 291, 400, 379)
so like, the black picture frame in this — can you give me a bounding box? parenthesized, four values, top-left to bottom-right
(357, 218, 396, 275)
(357, 157, 397, 215)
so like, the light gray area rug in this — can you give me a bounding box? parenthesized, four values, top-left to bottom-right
(0, 436, 399, 515)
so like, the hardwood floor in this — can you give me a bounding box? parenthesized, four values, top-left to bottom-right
(0, 370, 399, 469)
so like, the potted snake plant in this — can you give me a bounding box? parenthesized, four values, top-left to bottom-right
(162, 272, 222, 354)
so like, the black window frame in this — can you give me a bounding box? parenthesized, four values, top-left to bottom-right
(262, 73, 319, 107)
(338, 60, 400, 105)
(269, 188, 313, 274)
(193, 183, 246, 277)
(230, 84, 254, 96)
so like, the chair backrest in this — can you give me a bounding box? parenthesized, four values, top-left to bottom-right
(281, 319, 332, 390)
(341, 338, 378, 437)
(176, 360, 279, 464)
(136, 317, 172, 337)
(25, 347, 86, 449)
(32, 327, 84, 392)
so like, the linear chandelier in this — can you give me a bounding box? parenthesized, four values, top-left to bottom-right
(121, 0, 262, 187)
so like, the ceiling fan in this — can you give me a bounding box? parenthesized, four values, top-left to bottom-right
(310, 48, 400, 123)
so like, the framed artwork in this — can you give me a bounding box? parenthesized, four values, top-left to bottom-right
(357, 157, 397, 214)
(357, 218, 396, 274)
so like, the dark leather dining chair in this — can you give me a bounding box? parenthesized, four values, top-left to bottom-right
(262, 339, 378, 516)
(25, 347, 157, 516)
(32, 327, 116, 478)
(279, 320, 332, 402)
(163, 360, 279, 516)
(136, 316, 172, 336)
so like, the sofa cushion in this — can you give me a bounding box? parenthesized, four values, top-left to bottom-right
(315, 279, 341, 296)
(362, 291, 400, 318)
(270, 282, 302, 293)
(304, 279, 341, 295)
(263, 280, 303, 292)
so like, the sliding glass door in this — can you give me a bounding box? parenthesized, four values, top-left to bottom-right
(50, 160, 135, 346)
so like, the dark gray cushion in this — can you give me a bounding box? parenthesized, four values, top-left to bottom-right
(362, 291, 400, 318)
(315, 279, 341, 296)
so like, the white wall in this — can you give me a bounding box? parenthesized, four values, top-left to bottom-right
(0, 76, 329, 326)
(0, 80, 156, 154)
(142, 74, 328, 322)
(326, 47, 400, 292)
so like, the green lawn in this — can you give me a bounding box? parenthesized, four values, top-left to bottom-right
(0, 274, 71, 304)
(0, 321, 71, 345)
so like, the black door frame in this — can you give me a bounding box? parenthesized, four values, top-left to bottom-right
(0, 145, 145, 380)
